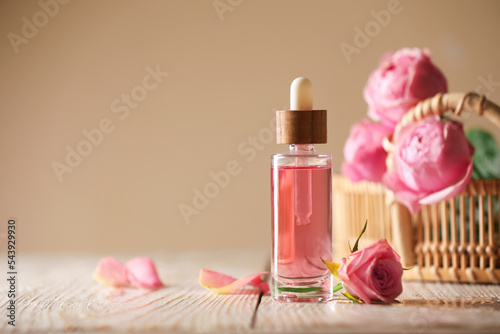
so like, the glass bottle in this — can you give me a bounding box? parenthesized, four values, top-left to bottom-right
(271, 78, 333, 302)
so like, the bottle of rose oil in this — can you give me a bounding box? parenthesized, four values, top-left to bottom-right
(271, 77, 333, 302)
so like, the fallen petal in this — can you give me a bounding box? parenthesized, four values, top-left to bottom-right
(126, 257, 163, 289)
(93, 257, 129, 287)
(199, 269, 269, 294)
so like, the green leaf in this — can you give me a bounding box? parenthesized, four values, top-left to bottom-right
(403, 265, 415, 271)
(277, 287, 323, 293)
(466, 128, 500, 179)
(352, 220, 368, 253)
(342, 291, 360, 303)
(332, 283, 343, 293)
(472, 170, 481, 179)
(321, 258, 341, 280)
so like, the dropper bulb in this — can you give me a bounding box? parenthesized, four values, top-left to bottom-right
(290, 77, 313, 110)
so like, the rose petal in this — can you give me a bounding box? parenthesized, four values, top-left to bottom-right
(345, 272, 375, 304)
(365, 258, 403, 303)
(93, 257, 129, 287)
(347, 239, 401, 276)
(338, 257, 373, 304)
(384, 170, 425, 214)
(199, 269, 269, 294)
(419, 161, 473, 205)
(126, 257, 163, 289)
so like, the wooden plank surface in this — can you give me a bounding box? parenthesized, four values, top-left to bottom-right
(2, 250, 500, 333)
(256, 282, 500, 333)
(0, 250, 267, 333)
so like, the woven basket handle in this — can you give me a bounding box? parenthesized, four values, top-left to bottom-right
(394, 92, 500, 136)
(385, 92, 500, 168)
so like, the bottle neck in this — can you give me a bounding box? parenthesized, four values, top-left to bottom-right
(289, 144, 316, 154)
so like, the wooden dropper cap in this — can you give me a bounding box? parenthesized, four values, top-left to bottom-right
(276, 77, 327, 144)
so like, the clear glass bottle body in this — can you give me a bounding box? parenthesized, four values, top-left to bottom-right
(271, 144, 333, 302)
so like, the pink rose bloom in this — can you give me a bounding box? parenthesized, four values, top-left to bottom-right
(364, 48, 448, 128)
(338, 239, 403, 304)
(342, 119, 393, 182)
(384, 116, 474, 213)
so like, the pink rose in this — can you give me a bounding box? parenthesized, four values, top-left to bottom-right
(342, 119, 393, 182)
(364, 48, 448, 128)
(338, 239, 403, 304)
(383, 116, 474, 213)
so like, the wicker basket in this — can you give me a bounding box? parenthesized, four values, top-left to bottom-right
(333, 92, 500, 283)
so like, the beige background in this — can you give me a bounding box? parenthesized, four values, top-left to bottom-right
(1, 0, 500, 252)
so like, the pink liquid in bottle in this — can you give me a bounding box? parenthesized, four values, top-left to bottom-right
(272, 165, 332, 283)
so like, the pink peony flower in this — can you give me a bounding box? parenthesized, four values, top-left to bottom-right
(383, 116, 474, 213)
(126, 257, 164, 289)
(342, 119, 393, 182)
(337, 239, 403, 304)
(364, 48, 448, 128)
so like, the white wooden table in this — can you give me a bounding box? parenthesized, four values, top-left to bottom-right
(2, 250, 500, 333)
